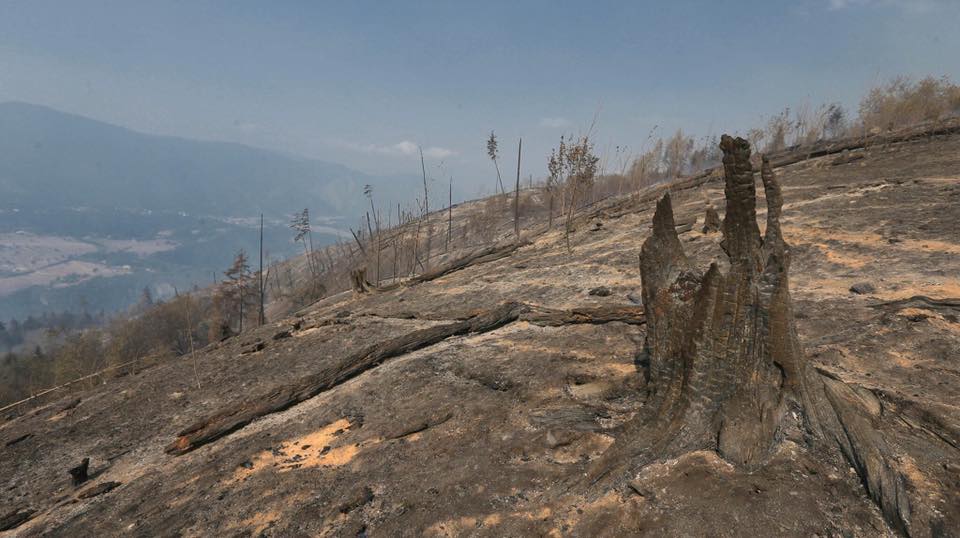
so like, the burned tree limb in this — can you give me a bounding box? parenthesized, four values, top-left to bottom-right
(372, 240, 530, 292)
(166, 301, 645, 456)
(586, 136, 928, 536)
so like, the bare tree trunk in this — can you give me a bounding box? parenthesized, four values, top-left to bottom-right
(564, 184, 578, 252)
(238, 285, 243, 334)
(258, 214, 264, 327)
(186, 303, 200, 390)
(548, 191, 554, 229)
(410, 198, 423, 276)
(393, 226, 403, 282)
(493, 158, 504, 194)
(307, 229, 317, 278)
(447, 176, 453, 251)
(420, 147, 429, 216)
(349, 228, 367, 256)
(514, 137, 522, 240)
(375, 209, 381, 287)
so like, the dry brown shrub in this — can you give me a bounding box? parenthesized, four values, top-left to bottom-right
(859, 75, 960, 132)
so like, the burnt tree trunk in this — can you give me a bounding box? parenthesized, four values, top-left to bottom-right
(589, 135, 921, 536)
(701, 204, 720, 233)
(69, 457, 90, 486)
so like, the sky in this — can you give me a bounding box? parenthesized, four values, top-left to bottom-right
(1, 0, 958, 196)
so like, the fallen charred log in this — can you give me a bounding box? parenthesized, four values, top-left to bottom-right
(0, 508, 35, 532)
(166, 302, 644, 456)
(869, 295, 960, 315)
(373, 240, 531, 292)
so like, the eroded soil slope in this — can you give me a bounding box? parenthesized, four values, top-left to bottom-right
(2, 131, 959, 537)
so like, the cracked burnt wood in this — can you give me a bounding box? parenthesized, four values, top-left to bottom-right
(586, 135, 935, 537)
(166, 302, 644, 456)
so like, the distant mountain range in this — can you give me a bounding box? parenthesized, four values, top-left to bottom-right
(0, 102, 422, 320)
(0, 101, 414, 219)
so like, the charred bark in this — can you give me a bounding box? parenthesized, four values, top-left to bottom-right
(588, 136, 925, 536)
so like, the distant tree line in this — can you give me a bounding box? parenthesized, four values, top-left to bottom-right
(0, 310, 105, 352)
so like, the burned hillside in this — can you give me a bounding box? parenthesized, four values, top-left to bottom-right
(2, 123, 960, 537)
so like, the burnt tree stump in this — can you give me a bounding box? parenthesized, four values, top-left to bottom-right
(702, 204, 720, 233)
(69, 457, 90, 486)
(588, 135, 922, 536)
(349, 268, 372, 293)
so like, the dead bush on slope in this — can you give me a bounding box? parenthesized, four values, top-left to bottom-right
(466, 194, 510, 244)
(860, 75, 960, 133)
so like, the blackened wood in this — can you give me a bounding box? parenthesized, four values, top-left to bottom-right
(69, 458, 90, 486)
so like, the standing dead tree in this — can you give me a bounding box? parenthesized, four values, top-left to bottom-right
(587, 135, 931, 536)
(258, 213, 265, 326)
(220, 249, 255, 334)
(487, 131, 505, 194)
(364, 185, 382, 286)
(290, 209, 317, 279)
(514, 137, 522, 240)
(447, 176, 453, 251)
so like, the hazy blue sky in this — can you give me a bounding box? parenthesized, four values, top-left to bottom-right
(1, 0, 958, 195)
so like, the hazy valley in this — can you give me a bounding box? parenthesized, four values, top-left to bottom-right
(0, 102, 420, 322)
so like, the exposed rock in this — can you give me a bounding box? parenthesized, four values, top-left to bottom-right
(850, 282, 877, 295)
(338, 486, 374, 514)
(587, 286, 611, 297)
